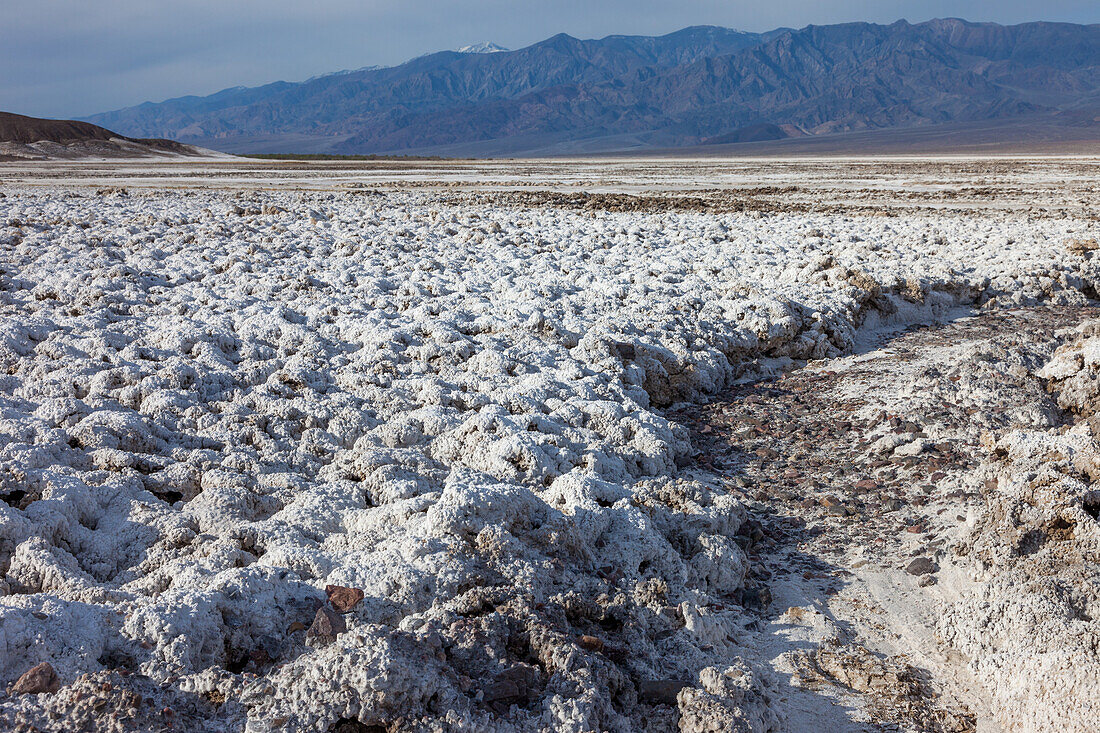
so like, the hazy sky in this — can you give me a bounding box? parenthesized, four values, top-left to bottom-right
(4, 0, 1097, 119)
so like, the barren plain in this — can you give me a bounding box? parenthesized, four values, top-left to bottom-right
(0, 157, 1098, 732)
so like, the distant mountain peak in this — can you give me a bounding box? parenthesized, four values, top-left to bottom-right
(456, 42, 509, 54)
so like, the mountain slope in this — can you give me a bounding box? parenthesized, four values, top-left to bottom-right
(83, 20, 1100, 155)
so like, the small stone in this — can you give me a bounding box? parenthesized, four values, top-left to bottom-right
(577, 635, 604, 652)
(12, 662, 60, 695)
(917, 574, 936, 587)
(786, 606, 807, 621)
(307, 607, 347, 643)
(325, 585, 365, 613)
(820, 495, 843, 508)
(854, 479, 880, 491)
(638, 678, 691, 705)
(905, 557, 937, 576)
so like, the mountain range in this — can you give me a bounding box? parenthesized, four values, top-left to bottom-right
(82, 19, 1100, 156)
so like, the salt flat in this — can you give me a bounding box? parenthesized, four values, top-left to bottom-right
(0, 158, 1098, 732)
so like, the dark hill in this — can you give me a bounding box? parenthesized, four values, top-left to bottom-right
(0, 111, 193, 153)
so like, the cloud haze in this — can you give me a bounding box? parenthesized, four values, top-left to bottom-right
(4, 0, 1097, 118)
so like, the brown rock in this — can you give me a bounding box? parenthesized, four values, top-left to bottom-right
(577, 635, 604, 652)
(307, 607, 347, 643)
(12, 662, 60, 695)
(325, 585, 365, 613)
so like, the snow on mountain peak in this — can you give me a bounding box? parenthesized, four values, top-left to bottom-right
(456, 42, 509, 54)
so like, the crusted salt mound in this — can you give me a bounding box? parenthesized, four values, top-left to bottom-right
(941, 326, 1100, 732)
(1, 187, 1099, 731)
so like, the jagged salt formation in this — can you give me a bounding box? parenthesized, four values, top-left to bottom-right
(0, 187, 1097, 731)
(941, 322, 1100, 732)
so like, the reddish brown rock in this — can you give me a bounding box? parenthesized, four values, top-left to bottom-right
(12, 662, 60, 695)
(325, 585, 365, 613)
(577, 635, 604, 652)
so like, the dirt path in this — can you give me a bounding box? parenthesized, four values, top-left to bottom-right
(680, 306, 1097, 732)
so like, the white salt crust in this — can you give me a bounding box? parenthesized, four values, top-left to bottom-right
(0, 187, 1097, 731)
(940, 325, 1100, 732)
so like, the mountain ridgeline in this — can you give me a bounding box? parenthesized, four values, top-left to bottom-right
(83, 19, 1100, 156)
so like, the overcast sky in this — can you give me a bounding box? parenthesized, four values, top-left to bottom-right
(3, 0, 1097, 119)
